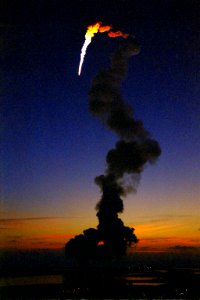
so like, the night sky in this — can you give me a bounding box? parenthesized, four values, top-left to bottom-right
(1, 0, 200, 251)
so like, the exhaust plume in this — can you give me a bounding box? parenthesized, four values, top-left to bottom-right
(65, 37, 161, 262)
(89, 40, 161, 256)
(78, 22, 129, 76)
(108, 31, 129, 38)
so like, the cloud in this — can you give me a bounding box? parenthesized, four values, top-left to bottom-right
(169, 245, 200, 252)
(9, 239, 18, 244)
(9, 235, 23, 239)
(25, 234, 74, 240)
(134, 222, 182, 235)
(148, 214, 197, 222)
(0, 217, 64, 223)
(1, 233, 74, 250)
(0, 216, 75, 250)
(0, 217, 65, 229)
(133, 236, 200, 253)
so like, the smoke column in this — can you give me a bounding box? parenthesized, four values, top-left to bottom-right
(65, 38, 161, 261)
(88, 38, 161, 256)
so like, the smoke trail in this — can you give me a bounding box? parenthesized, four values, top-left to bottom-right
(88, 39, 161, 256)
(65, 38, 161, 262)
(89, 40, 161, 194)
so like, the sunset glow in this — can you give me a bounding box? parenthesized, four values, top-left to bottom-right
(1, 213, 199, 251)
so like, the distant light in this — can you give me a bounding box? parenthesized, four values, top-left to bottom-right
(98, 240, 104, 246)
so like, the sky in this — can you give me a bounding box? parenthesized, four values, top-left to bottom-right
(1, 0, 200, 252)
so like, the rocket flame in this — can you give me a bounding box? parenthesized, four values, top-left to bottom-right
(78, 22, 102, 76)
(78, 22, 129, 76)
(108, 31, 129, 38)
(99, 25, 112, 33)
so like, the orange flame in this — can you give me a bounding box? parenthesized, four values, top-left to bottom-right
(97, 240, 105, 246)
(78, 22, 101, 76)
(78, 22, 129, 76)
(99, 25, 112, 33)
(108, 31, 129, 39)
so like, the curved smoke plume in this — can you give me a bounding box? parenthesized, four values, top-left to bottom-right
(65, 38, 161, 262)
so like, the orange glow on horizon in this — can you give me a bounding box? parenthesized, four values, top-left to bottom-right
(1, 215, 199, 251)
(0, 233, 75, 250)
(134, 236, 200, 252)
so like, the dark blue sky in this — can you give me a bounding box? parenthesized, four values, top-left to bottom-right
(1, 0, 200, 233)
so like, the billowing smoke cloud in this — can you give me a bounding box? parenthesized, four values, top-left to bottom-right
(65, 38, 161, 262)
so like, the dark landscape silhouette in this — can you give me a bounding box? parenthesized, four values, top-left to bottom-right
(1, 248, 200, 299)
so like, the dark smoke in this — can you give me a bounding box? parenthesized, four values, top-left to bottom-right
(65, 38, 161, 262)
